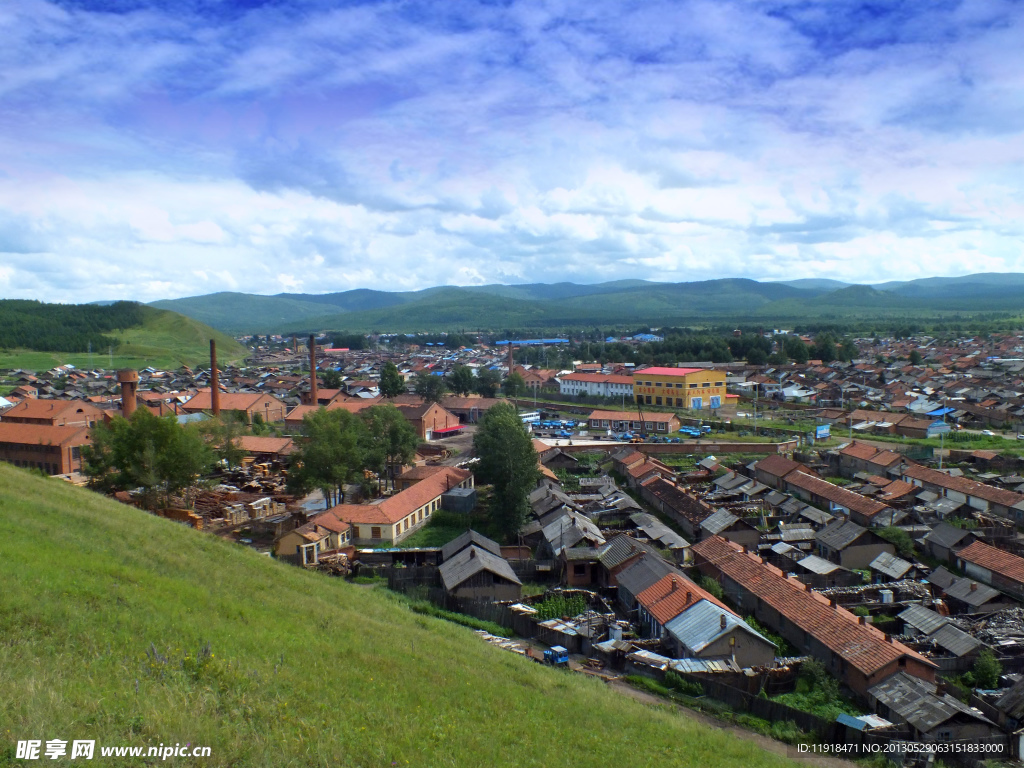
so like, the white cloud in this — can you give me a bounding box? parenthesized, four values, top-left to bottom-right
(0, 0, 1023, 304)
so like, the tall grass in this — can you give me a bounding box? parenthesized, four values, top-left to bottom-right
(0, 464, 801, 768)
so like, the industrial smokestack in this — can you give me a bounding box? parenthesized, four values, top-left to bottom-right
(210, 339, 221, 417)
(309, 334, 318, 406)
(117, 369, 139, 420)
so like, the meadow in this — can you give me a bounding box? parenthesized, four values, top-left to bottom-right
(0, 463, 802, 768)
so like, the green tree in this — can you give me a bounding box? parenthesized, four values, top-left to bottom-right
(322, 369, 342, 389)
(746, 347, 768, 365)
(502, 372, 526, 401)
(909, 349, 923, 366)
(199, 416, 248, 469)
(448, 365, 476, 397)
(877, 526, 915, 558)
(838, 338, 859, 363)
(784, 336, 809, 364)
(378, 362, 405, 398)
(473, 402, 540, 540)
(476, 368, 501, 398)
(414, 371, 448, 404)
(360, 405, 420, 492)
(83, 409, 214, 509)
(287, 408, 367, 508)
(815, 335, 837, 363)
(972, 648, 1002, 689)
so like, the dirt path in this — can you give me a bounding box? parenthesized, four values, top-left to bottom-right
(605, 679, 861, 768)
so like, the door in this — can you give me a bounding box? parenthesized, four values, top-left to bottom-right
(710, 396, 721, 409)
(690, 397, 702, 410)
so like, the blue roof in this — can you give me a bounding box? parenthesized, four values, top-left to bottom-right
(664, 600, 774, 654)
(836, 713, 868, 730)
(494, 339, 569, 345)
(927, 407, 955, 417)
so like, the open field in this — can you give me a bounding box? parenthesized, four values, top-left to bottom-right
(0, 463, 802, 768)
(0, 309, 246, 372)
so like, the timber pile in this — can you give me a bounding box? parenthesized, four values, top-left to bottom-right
(311, 553, 351, 576)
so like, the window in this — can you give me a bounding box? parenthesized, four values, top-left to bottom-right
(702, 382, 710, 388)
(645, 396, 652, 404)
(573, 564, 586, 576)
(655, 397, 662, 405)
(676, 398, 683, 407)
(689, 383, 697, 389)
(371, 527, 382, 540)
(715, 381, 724, 387)
(655, 382, 662, 387)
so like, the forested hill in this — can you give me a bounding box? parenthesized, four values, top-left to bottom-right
(0, 300, 146, 353)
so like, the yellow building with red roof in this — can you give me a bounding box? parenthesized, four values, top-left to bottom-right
(631, 366, 726, 410)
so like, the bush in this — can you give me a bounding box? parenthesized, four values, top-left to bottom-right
(664, 671, 704, 697)
(972, 648, 1002, 689)
(534, 594, 587, 621)
(409, 601, 512, 638)
(698, 575, 724, 600)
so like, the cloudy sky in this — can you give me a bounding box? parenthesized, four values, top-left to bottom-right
(3, 0, 1024, 303)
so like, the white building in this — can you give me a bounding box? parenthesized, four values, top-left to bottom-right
(558, 373, 633, 399)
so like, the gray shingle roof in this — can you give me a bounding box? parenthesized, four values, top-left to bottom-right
(868, 672, 994, 733)
(816, 519, 870, 551)
(439, 545, 521, 591)
(921, 522, 972, 550)
(927, 623, 983, 658)
(616, 555, 678, 601)
(440, 529, 501, 562)
(869, 551, 913, 579)
(898, 604, 948, 635)
(943, 577, 1001, 607)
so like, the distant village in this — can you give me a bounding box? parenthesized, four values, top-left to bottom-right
(8, 329, 1024, 759)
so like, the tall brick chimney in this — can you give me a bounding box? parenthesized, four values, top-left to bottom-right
(210, 339, 221, 417)
(308, 334, 318, 406)
(118, 369, 138, 419)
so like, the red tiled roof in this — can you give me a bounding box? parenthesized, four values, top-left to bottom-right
(692, 537, 934, 677)
(589, 410, 676, 423)
(636, 572, 733, 626)
(957, 541, 1024, 585)
(903, 464, 1024, 508)
(330, 466, 472, 525)
(633, 367, 706, 377)
(753, 455, 807, 478)
(0, 422, 91, 446)
(785, 471, 893, 519)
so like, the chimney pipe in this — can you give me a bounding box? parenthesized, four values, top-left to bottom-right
(970, 582, 978, 592)
(720, 613, 727, 629)
(686, 590, 692, 603)
(210, 339, 221, 417)
(117, 369, 138, 420)
(309, 334, 318, 406)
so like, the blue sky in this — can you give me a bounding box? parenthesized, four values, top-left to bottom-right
(2, 0, 1024, 302)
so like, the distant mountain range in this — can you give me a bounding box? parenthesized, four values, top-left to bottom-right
(148, 273, 1024, 334)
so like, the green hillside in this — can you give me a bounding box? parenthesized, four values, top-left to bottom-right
(0, 306, 245, 371)
(0, 464, 798, 767)
(151, 292, 336, 334)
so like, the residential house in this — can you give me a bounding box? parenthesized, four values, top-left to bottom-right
(692, 536, 937, 696)
(330, 466, 473, 545)
(784, 471, 897, 527)
(559, 372, 634, 399)
(439, 546, 522, 602)
(664, 599, 777, 667)
(588, 409, 680, 435)
(815, 520, 896, 570)
(274, 513, 352, 565)
(956, 540, 1024, 602)
(903, 464, 1024, 522)
(867, 672, 1003, 743)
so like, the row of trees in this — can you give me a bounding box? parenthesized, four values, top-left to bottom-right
(83, 404, 421, 511)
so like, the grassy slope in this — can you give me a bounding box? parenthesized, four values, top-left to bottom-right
(151, 292, 337, 334)
(0, 308, 245, 371)
(0, 464, 798, 768)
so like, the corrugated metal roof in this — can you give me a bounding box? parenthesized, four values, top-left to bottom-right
(700, 509, 740, 536)
(869, 551, 913, 579)
(797, 554, 843, 575)
(898, 604, 949, 635)
(868, 672, 994, 733)
(664, 599, 774, 655)
(928, 623, 983, 658)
